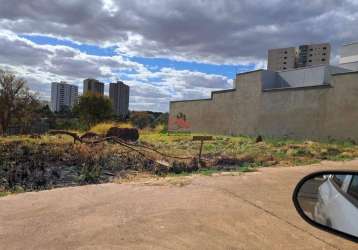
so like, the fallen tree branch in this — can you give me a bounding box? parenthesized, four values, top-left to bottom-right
(80, 131, 101, 140)
(49, 130, 82, 143)
(115, 138, 193, 160)
(103, 171, 115, 176)
(111, 137, 148, 158)
(48, 130, 193, 161)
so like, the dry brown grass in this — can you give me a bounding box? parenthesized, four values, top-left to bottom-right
(90, 122, 133, 135)
(2, 131, 358, 195)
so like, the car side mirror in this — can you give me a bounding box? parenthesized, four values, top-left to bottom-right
(293, 171, 358, 242)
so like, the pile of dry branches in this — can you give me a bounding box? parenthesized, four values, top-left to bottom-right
(49, 130, 193, 161)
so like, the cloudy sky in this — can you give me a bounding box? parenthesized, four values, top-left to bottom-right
(0, 0, 357, 111)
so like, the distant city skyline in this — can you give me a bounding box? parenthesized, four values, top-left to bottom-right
(50, 79, 130, 116)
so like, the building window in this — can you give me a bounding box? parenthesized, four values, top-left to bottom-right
(283, 67, 287, 70)
(283, 62, 287, 64)
(322, 53, 326, 56)
(321, 58, 326, 62)
(309, 54, 313, 57)
(284, 56, 287, 59)
(309, 48, 313, 51)
(323, 47, 327, 50)
(308, 59, 312, 62)
(284, 51, 287, 54)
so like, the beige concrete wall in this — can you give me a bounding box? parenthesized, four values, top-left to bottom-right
(257, 86, 331, 139)
(169, 70, 262, 136)
(257, 72, 358, 140)
(322, 72, 358, 140)
(169, 70, 358, 141)
(169, 91, 237, 135)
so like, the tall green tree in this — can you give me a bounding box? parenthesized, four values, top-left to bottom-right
(0, 70, 39, 134)
(74, 93, 113, 128)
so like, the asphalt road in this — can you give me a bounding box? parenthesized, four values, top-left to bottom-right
(1, 160, 358, 250)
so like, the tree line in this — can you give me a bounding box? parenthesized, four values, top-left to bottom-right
(0, 70, 168, 135)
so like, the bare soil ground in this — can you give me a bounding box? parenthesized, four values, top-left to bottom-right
(1, 160, 358, 250)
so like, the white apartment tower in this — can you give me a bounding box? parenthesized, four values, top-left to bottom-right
(109, 81, 129, 118)
(51, 81, 78, 112)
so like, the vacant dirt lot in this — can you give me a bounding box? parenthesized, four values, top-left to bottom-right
(1, 160, 357, 250)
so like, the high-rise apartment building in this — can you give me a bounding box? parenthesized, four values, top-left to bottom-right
(83, 78, 104, 95)
(297, 43, 330, 68)
(109, 81, 129, 117)
(51, 82, 78, 112)
(267, 47, 297, 71)
(268, 43, 331, 71)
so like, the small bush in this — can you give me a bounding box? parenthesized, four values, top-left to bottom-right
(78, 163, 101, 184)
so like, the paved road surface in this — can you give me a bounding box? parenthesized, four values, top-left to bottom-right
(1, 160, 358, 250)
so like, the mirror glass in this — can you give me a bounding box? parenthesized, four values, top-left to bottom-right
(296, 173, 358, 238)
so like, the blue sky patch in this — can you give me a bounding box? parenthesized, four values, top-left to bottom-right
(130, 56, 255, 78)
(22, 34, 254, 79)
(21, 34, 117, 57)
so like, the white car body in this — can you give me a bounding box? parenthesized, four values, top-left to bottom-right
(314, 175, 358, 237)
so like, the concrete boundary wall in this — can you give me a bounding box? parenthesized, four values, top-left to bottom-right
(169, 69, 358, 140)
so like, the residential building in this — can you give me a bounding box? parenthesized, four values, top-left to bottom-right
(267, 47, 297, 71)
(297, 43, 330, 68)
(109, 81, 130, 117)
(268, 43, 331, 71)
(83, 78, 104, 95)
(51, 81, 78, 112)
(339, 42, 358, 71)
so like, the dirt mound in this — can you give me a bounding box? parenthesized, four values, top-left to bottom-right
(106, 127, 139, 141)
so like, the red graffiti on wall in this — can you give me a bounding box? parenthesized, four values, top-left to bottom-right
(168, 113, 191, 129)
